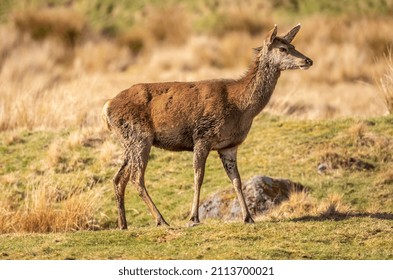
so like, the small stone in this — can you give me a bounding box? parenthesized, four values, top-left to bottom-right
(317, 162, 329, 174)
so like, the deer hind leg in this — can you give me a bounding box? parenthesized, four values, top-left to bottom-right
(131, 139, 169, 227)
(218, 147, 254, 224)
(113, 155, 132, 230)
(189, 142, 210, 226)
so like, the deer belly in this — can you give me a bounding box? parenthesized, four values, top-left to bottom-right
(153, 125, 194, 151)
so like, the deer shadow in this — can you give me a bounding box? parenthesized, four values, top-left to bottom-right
(291, 212, 393, 222)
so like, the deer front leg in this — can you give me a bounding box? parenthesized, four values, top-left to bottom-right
(218, 147, 254, 224)
(189, 142, 210, 226)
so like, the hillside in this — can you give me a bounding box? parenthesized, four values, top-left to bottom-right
(1, 115, 392, 259)
(0, 0, 393, 260)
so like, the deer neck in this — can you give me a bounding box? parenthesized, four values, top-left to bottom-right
(240, 55, 281, 117)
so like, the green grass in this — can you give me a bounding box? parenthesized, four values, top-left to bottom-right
(1, 114, 393, 259)
(1, 218, 392, 260)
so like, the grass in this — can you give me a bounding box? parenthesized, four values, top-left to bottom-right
(3, 0, 392, 32)
(1, 0, 393, 260)
(379, 50, 393, 113)
(1, 115, 393, 259)
(1, 218, 392, 260)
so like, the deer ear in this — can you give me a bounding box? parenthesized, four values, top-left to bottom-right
(283, 24, 301, 43)
(265, 24, 277, 46)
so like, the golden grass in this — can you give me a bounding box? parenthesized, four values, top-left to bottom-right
(196, 0, 273, 36)
(376, 167, 393, 185)
(260, 191, 352, 221)
(142, 5, 191, 46)
(99, 139, 121, 167)
(46, 139, 68, 169)
(1, 2, 392, 237)
(13, 7, 86, 46)
(317, 120, 393, 168)
(0, 178, 106, 233)
(117, 4, 191, 56)
(378, 50, 393, 114)
(1, 7, 392, 131)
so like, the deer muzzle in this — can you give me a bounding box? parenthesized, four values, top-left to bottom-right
(299, 57, 313, 70)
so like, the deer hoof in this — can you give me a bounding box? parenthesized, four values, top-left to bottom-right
(244, 216, 255, 224)
(156, 218, 170, 227)
(187, 221, 202, 228)
(119, 222, 128, 230)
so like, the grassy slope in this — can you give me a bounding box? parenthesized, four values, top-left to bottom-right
(1, 218, 393, 260)
(1, 114, 393, 259)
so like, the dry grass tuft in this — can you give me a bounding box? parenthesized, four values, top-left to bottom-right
(1, 129, 24, 146)
(74, 39, 133, 72)
(335, 121, 388, 148)
(45, 139, 70, 172)
(44, 135, 103, 174)
(261, 191, 317, 220)
(45, 138, 84, 173)
(99, 139, 121, 167)
(346, 122, 370, 146)
(197, 0, 273, 36)
(13, 7, 86, 47)
(375, 167, 393, 186)
(318, 193, 352, 217)
(0, 179, 105, 233)
(66, 127, 105, 149)
(146, 5, 190, 45)
(217, 32, 254, 68)
(339, 122, 393, 162)
(378, 49, 393, 114)
(117, 5, 191, 56)
(261, 192, 352, 221)
(119, 26, 151, 56)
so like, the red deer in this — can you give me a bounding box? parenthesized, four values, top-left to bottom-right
(102, 24, 313, 229)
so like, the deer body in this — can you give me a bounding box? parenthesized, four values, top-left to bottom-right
(103, 24, 312, 229)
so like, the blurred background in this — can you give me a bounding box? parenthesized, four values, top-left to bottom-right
(1, 0, 393, 132)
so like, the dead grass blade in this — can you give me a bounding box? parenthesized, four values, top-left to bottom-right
(378, 48, 393, 114)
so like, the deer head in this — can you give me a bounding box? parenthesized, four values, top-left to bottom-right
(257, 24, 313, 71)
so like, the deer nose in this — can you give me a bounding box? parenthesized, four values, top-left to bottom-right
(305, 58, 313, 66)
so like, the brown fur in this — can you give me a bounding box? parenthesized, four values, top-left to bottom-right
(103, 24, 313, 229)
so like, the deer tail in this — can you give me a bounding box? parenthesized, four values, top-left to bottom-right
(102, 100, 112, 131)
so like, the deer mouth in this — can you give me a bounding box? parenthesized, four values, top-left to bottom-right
(286, 65, 311, 70)
(299, 64, 311, 70)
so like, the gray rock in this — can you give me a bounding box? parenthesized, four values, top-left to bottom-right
(198, 175, 305, 221)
